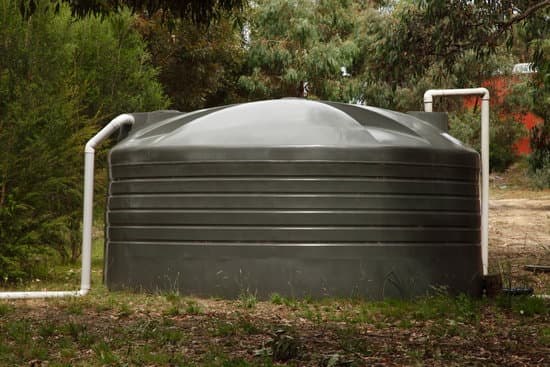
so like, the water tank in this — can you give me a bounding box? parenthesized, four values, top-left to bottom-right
(105, 99, 482, 299)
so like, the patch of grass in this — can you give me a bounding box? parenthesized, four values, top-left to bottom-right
(66, 298, 86, 315)
(0, 302, 13, 317)
(269, 293, 283, 305)
(164, 291, 181, 304)
(117, 301, 132, 318)
(511, 296, 548, 317)
(211, 320, 238, 337)
(62, 321, 87, 341)
(268, 293, 301, 309)
(159, 327, 186, 346)
(334, 325, 372, 355)
(204, 349, 275, 366)
(414, 293, 480, 323)
(93, 341, 119, 365)
(185, 299, 202, 315)
(540, 328, 550, 345)
(6, 319, 32, 343)
(164, 304, 181, 317)
(238, 317, 262, 335)
(238, 292, 257, 309)
(38, 321, 57, 338)
(299, 305, 322, 323)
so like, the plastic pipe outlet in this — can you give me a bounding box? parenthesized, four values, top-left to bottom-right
(424, 88, 490, 276)
(0, 114, 135, 299)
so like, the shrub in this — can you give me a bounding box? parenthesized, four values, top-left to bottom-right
(449, 110, 526, 172)
(528, 121, 550, 189)
(0, 1, 167, 283)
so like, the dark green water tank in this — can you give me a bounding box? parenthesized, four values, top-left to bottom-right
(105, 99, 482, 299)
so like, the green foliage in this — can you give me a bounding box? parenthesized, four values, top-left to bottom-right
(238, 292, 258, 309)
(0, 0, 168, 283)
(239, 0, 361, 101)
(269, 293, 283, 305)
(449, 109, 526, 172)
(528, 118, 550, 189)
(65, 0, 246, 23)
(137, 11, 245, 111)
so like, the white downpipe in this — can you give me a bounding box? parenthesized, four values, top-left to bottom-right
(0, 114, 135, 299)
(424, 88, 490, 276)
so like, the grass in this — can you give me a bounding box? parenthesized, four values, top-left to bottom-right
(0, 290, 548, 365)
(0, 236, 548, 366)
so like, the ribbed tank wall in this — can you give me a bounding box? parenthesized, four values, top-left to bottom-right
(105, 159, 482, 299)
(108, 161, 480, 244)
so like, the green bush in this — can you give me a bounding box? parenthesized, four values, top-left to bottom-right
(528, 121, 550, 189)
(0, 1, 167, 283)
(449, 109, 526, 172)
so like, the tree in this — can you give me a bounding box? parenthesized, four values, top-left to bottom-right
(238, 0, 363, 102)
(136, 11, 245, 111)
(63, 0, 246, 22)
(0, 1, 168, 282)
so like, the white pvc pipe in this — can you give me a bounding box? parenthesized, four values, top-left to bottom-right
(0, 114, 135, 299)
(424, 88, 490, 275)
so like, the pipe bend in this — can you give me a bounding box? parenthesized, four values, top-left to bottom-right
(85, 114, 135, 153)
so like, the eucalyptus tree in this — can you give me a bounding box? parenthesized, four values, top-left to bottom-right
(238, 0, 364, 101)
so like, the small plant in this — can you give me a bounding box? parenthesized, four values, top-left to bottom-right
(185, 299, 202, 315)
(211, 320, 238, 337)
(335, 325, 371, 355)
(159, 327, 185, 346)
(38, 321, 57, 338)
(269, 330, 301, 362)
(511, 296, 548, 317)
(164, 291, 181, 305)
(238, 317, 261, 335)
(270, 293, 283, 305)
(93, 341, 119, 365)
(64, 322, 86, 341)
(66, 299, 85, 315)
(0, 302, 13, 317)
(117, 302, 132, 318)
(164, 305, 180, 317)
(238, 292, 257, 309)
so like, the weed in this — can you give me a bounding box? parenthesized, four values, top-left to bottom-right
(93, 341, 119, 365)
(239, 292, 257, 309)
(406, 348, 424, 360)
(159, 327, 185, 345)
(238, 317, 261, 335)
(63, 322, 87, 341)
(6, 320, 32, 343)
(185, 299, 202, 315)
(0, 302, 13, 317)
(335, 325, 371, 355)
(511, 296, 548, 317)
(299, 306, 322, 323)
(270, 293, 283, 305)
(204, 349, 274, 366)
(38, 321, 57, 338)
(164, 305, 181, 317)
(165, 291, 181, 305)
(540, 328, 550, 345)
(211, 320, 238, 337)
(117, 302, 132, 318)
(66, 299, 85, 315)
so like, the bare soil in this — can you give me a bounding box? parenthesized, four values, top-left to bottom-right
(489, 183, 550, 294)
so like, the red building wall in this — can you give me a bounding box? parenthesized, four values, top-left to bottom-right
(463, 76, 543, 155)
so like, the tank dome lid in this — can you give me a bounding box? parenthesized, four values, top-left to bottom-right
(111, 99, 477, 164)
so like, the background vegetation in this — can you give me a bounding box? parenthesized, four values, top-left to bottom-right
(1, 0, 549, 281)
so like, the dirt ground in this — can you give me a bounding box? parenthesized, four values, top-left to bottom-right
(489, 183, 550, 294)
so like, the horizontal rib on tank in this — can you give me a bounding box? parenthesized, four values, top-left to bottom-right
(107, 162, 479, 245)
